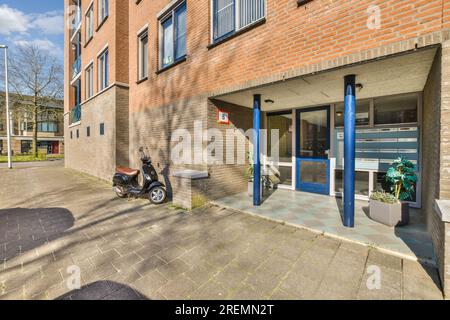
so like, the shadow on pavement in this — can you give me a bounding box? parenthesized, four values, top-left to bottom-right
(0, 207, 74, 261)
(56, 281, 148, 300)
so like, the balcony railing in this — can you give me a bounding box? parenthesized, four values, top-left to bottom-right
(70, 104, 81, 124)
(72, 56, 81, 80)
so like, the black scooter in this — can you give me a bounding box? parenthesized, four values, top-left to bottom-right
(112, 147, 167, 204)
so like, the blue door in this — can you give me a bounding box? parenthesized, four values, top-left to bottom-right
(296, 106, 330, 195)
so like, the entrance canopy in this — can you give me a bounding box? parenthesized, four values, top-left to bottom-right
(213, 48, 437, 112)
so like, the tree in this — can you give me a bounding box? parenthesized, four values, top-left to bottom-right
(9, 44, 63, 157)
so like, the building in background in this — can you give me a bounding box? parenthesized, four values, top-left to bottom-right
(64, 0, 129, 180)
(0, 92, 64, 156)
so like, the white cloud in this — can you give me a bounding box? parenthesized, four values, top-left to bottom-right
(30, 11, 64, 36)
(13, 39, 63, 58)
(0, 5, 64, 36)
(0, 4, 29, 35)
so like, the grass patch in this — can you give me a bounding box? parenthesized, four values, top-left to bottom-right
(0, 154, 64, 163)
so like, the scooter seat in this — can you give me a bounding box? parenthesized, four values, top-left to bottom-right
(116, 166, 140, 176)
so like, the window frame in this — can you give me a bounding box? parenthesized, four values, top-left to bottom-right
(137, 29, 149, 81)
(158, 1, 187, 70)
(333, 93, 419, 129)
(97, 48, 109, 91)
(98, 0, 109, 26)
(85, 62, 94, 99)
(85, 4, 94, 43)
(211, 0, 266, 43)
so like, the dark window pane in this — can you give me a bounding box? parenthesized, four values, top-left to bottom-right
(335, 100, 370, 127)
(374, 94, 417, 125)
(300, 161, 327, 184)
(100, 123, 105, 135)
(214, 0, 235, 40)
(267, 112, 292, 163)
(162, 18, 174, 67)
(298, 109, 328, 158)
(175, 3, 187, 60)
(335, 170, 370, 196)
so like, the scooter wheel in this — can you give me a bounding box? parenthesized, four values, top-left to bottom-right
(149, 186, 167, 204)
(115, 186, 128, 198)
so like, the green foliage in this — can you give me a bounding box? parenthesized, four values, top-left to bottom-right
(370, 190, 399, 204)
(244, 151, 254, 181)
(384, 157, 417, 201)
(0, 154, 64, 163)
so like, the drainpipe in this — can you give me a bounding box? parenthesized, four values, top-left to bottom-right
(344, 75, 356, 228)
(253, 94, 261, 206)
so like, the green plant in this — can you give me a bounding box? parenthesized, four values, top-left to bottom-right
(370, 190, 399, 204)
(384, 157, 417, 201)
(244, 152, 254, 181)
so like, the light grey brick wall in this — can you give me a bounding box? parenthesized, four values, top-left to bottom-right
(64, 85, 129, 181)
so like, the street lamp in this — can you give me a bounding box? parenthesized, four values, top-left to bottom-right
(0, 44, 12, 169)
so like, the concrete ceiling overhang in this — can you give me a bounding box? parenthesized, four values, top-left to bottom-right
(213, 48, 437, 112)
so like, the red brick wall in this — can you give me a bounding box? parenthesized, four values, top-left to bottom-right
(64, 0, 129, 112)
(129, 0, 450, 113)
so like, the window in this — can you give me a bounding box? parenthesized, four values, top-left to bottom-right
(335, 100, 370, 127)
(267, 112, 293, 163)
(70, 131, 73, 139)
(21, 141, 32, 154)
(160, 2, 187, 69)
(87, 126, 90, 137)
(138, 30, 149, 80)
(98, 49, 109, 91)
(100, 123, 105, 135)
(98, 0, 109, 24)
(76, 129, 79, 138)
(374, 94, 418, 125)
(37, 122, 58, 132)
(85, 5, 94, 41)
(335, 170, 370, 196)
(86, 64, 94, 99)
(212, 0, 265, 42)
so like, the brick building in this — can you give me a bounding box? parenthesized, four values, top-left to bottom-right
(64, 0, 450, 296)
(0, 92, 64, 156)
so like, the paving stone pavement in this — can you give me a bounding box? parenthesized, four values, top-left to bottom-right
(0, 164, 444, 300)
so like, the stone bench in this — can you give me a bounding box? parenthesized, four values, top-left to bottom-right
(171, 170, 209, 210)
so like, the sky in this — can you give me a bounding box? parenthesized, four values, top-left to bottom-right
(0, 0, 64, 62)
(0, 1, 64, 92)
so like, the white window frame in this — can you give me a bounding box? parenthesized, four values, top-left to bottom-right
(85, 4, 94, 42)
(158, 1, 187, 70)
(97, 48, 109, 91)
(85, 62, 94, 99)
(98, 0, 109, 24)
(138, 29, 149, 80)
(210, 0, 266, 43)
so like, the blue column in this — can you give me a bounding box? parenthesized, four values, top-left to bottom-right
(344, 75, 356, 228)
(253, 94, 261, 206)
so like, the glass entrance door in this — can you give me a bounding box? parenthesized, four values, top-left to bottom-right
(296, 106, 330, 195)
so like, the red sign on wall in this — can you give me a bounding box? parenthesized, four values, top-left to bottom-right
(217, 110, 230, 124)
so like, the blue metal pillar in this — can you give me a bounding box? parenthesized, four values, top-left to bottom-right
(253, 94, 261, 206)
(344, 75, 356, 228)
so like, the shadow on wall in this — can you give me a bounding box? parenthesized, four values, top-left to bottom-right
(56, 281, 148, 300)
(0, 207, 74, 262)
(129, 20, 241, 199)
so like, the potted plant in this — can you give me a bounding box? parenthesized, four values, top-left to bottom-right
(369, 157, 417, 227)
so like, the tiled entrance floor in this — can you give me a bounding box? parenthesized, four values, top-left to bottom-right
(212, 189, 435, 263)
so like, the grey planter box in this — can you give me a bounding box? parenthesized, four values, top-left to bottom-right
(369, 200, 410, 227)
